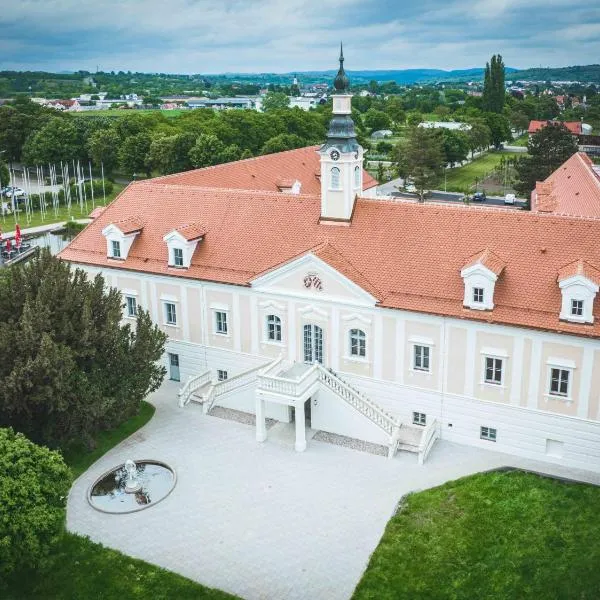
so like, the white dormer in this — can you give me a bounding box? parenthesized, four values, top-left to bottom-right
(557, 260, 600, 324)
(162, 223, 206, 269)
(460, 249, 505, 311)
(276, 178, 302, 195)
(101, 217, 143, 260)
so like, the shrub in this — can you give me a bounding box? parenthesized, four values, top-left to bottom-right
(0, 428, 71, 577)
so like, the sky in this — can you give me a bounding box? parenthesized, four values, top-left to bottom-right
(2, 0, 600, 74)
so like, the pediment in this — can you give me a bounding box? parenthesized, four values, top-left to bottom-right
(251, 253, 377, 308)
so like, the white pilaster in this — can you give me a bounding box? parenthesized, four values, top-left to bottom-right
(255, 394, 267, 442)
(295, 400, 307, 452)
(395, 318, 405, 384)
(250, 296, 259, 355)
(233, 293, 241, 352)
(149, 280, 159, 323)
(578, 346, 594, 419)
(464, 328, 476, 397)
(180, 284, 190, 342)
(528, 339, 542, 409)
(331, 306, 340, 371)
(510, 336, 524, 405)
(288, 300, 297, 361)
(373, 314, 383, 380)
(199, 285, 208, 347)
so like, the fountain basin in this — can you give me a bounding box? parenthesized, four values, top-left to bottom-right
(88, 460, 176, 514)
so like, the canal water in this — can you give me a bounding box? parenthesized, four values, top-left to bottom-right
(29, 230, 72, 255)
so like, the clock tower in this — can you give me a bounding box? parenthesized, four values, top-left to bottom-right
(319, 43, 364, 222)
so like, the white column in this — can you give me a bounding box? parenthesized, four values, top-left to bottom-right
(464, 328, 476, 397)
(373, 314, 383, 380)
(294, 400, 307, 452)
(255, 394, 267, 442)
(510, 336, 524, 406)
(233, 293, 241, 352)
(395, 317, 405, 384)
(578, 346, 594, 419)
(331, 306, 340, 371)
(528, 338, 542, 409)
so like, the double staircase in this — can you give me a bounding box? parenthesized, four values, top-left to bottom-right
(179, 357, 438, 463)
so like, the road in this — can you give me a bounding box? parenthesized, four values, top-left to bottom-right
(382, 188, 525, 209)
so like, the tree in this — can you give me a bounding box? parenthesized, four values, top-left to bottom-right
(484, 112, 511, 148)
(0, 428, 71, 577)
(260, 133, 305, 155)
(86, 128, 121, 175)
(363, 109, 392, 133)
(441, 129, 469, 166)
(22, 118, 83, 165)
(406, 111, 423, 127)
(189, 134, 240, 168)
(385, 96, 406, 124)
(261, 91, 290, 112)
(509, 110, 530, 135)
(0, 250, 166, 448)
(395, 127, 445, 201)
(482, 55, 506, 114)
(0, 161, 8, 189)
(466, 120, 492, 157)
(147, 132, 196, 174)
(514, 123, 579, 198)
(118, 131, 152, 176)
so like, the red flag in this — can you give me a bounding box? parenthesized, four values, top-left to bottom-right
(15, 224, 21, 248)
(6, 238, 11, 252)
(0, 227, 3, 242)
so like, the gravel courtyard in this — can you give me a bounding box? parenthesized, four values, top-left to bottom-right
(67, 381, 600, 600)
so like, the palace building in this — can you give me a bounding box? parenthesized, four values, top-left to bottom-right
(61, 49, 600, 471)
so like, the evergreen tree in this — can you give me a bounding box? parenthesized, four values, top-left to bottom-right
(482, 55, 506, 114)
(514, 122, 579, 199)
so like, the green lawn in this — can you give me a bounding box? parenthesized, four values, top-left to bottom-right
(353, 470, 600, 600)
(444, 151, 522, 193)
(2, 182, 126, 231)
(512, 133, 529, 147)
(4, 399, 237, 600)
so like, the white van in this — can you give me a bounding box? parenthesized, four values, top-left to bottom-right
(504, 193, 516, 205)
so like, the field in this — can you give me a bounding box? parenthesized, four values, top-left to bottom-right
(353, 470, 600, 600)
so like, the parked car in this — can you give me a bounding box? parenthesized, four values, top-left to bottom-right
(504, 193, 516, 205)
(471, 191, 486, 202)
(2, 186, 26, 198)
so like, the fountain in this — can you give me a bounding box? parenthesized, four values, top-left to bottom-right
(88, 459, 176, 514)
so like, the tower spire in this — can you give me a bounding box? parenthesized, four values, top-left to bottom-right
(333, 41, 349, 93)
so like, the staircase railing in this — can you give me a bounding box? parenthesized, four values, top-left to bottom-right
(417, 419, 438, 465)
(315, 365, 400, 438)
(178, 369, 212, 407)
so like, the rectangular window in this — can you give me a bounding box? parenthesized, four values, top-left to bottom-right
(125, 296, 137, 318)
(413, 411, 426, 426)
(173, 248, 184, 267)
(484, 357, 503, 385)
(571, 299, 583, 316)
(473, 287, 484, 303)
(550, 368, 570, 397)
(480, 426, 497, 442)
(111, 239, 121, 258)
(217, 369, 228, 381)
(413, 345, 430, 372)
(215, 311, 228, 334)
(165, 302, 177, 325)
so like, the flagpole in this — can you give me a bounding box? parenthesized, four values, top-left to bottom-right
(101, 162, 106, 204)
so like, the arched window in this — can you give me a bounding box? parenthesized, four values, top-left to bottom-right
(354, 165, 361, 188)
(266, 314, 282, 342)
(331, 167, 341, 190)
(349, 328, 366, 358)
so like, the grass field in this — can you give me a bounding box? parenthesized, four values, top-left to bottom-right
(353, 470, 600, 600)
(2, 182, 126, 232)
(444, 151, 522, 193)
(4, 399, 236, 600)
(512, 133, 529, 147)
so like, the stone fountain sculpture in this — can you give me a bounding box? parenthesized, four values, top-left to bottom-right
(123, 459, 141, 493)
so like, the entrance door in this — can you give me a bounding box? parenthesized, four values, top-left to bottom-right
(303, 324, 323, 364)
(168, 353, 180, 381)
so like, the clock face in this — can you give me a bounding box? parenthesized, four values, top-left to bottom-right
(330, 150, 340, 161)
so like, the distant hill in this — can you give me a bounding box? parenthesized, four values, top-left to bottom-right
(508, 64, 600, 83)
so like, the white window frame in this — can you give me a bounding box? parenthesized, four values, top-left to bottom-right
(413, 344, 431, 372)
(349, 328, 366, 359)
(558, 274, 598, 324)
(265, 314, 283, 343)
(472, 287, 484, 304)
(413, 411, 427, 426)
(548, 366, 572, 399)
(173, 247, 184, 267)
(217, 369, 228, 381)
(111, 239, 121, 259)
(483, 356, 503, 386)
(125, 295, 137, 318)
(164, 301, 177, 326)
(215, 310, 228, 335)
(480, 426, 497, 442)
(330, 166, 341, 190)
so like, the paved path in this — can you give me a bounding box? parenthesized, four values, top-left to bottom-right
(67, 382, 600, 600)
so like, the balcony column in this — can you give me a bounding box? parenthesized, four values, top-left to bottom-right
(294, 399, 307, 452)
(255, 394, 267, 442)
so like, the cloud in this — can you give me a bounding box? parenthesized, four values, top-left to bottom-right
(0, 0, 599, 73)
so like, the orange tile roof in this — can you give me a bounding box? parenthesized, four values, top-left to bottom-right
(462, 248, 506, 276)
(176, 222, 206, 241)
(557, 259, 600, 286)
(153, 145, 377, 194)
(114, 216, 143, 234)
(528, 120, 582, 135)
(60, 181, 600, 339)
(532, 153, 600, 217)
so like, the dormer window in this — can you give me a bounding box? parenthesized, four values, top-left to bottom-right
(111, 240, 121, 259)
(557, 260, 600, 324)
(173, 248, 184, 267)
(163, 223, 206, 269)
(460, 249, 505, 311)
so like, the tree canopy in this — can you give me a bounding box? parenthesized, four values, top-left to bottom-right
(482, 55, 506, 114)
(0, 250, 167, 448)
